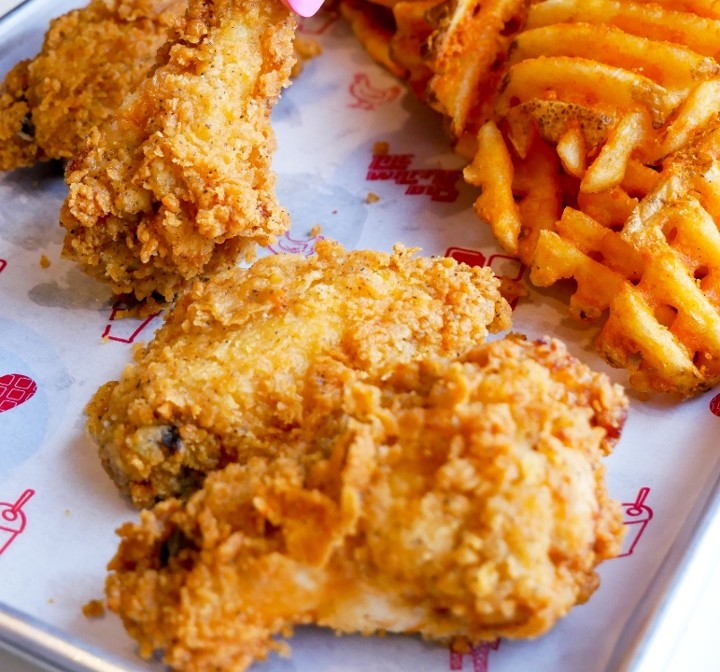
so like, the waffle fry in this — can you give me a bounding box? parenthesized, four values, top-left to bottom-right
(425, 0, 528, 144)
(339, 0, 405, 77)
(388, 0, 441, 96)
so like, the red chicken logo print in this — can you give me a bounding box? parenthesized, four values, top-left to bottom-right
(348, 72, 402, 110)
(101, 300, 160, 343)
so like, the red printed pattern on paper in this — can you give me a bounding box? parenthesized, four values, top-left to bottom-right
(0, 259, 6, 274)
(449, 640, 501, 672)
(102, 301, 160, 343)
(0, 373, 37, 413)
(368, 154, 461, 203)
(269, 232, 325, 256)
(709, 393, 720, 417)
(349, 72, 402, 111)
(618, 487, 653, 557)
(0, 489, 34, 556)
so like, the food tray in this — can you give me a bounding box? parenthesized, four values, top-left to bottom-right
(1, 2, 719, 670)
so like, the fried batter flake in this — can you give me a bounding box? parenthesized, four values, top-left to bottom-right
(105, 334, 627, 672)
(87, 240, 511, 507)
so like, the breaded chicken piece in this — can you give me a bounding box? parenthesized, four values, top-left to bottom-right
(0, 0, 186, 170)
(105, 334, 627, 672)
(86, 240, 511, 507)
(61, 0, 296, 305)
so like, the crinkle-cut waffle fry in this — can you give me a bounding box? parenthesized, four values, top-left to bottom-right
(507, 22, 720, 93)
(464, 120, 521, 254)
(495, 57, 678, 128)
(340, 0, 528, 154)
(339, 0, 443, 91)
(339, 0, 406, 77)
(387, 0, 442, 97)
(526, 0, 720, 55)
(424, 0, 529, 143)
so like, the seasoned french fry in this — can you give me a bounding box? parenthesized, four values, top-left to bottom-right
(526, 0, 720, 57)
(654, 79, 720, 159)
(556, 125, 587, 178)
(463, 120, 521, 254)
(580, 110, 651, 194)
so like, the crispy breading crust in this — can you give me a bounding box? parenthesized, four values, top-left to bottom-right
(105, 334, 627, 672)
(60, 0, 296, 304)
(86, 240, 511, 507)
(0, 0, 185, 170)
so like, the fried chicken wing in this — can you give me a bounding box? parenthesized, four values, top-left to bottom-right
(60, 0, 296, 305)
(105, 334, 627, 672)
(86, 240, 511, 507)
(0, 0, 186, 170)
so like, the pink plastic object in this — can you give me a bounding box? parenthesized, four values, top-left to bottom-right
(281, 0, 324, 17)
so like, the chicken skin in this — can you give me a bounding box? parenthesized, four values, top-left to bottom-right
(106, 334, 627, 672)
(61, 0, 296, 305)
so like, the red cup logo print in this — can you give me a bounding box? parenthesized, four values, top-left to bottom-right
(0, 373, 37, 413)
(618, 487, 654, 557)
(0, 489, 34, 556)
(102, 300, 160, 343)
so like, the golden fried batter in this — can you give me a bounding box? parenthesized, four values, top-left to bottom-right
(105, 334, 627, 672)
(0, 0, 185, 170)
(86, 240, 511, 507)
(61, 0, 296, 305)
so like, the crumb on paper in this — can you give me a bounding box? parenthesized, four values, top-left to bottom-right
(48, 598, 54, 605)
(40, 254, 50, 268)
(309, 224, 322, 237)
(82, 599, 106, 619)
(64, 509, 71, 516)
(366, 192, 380, 204)
(373, 140, 389, 156)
